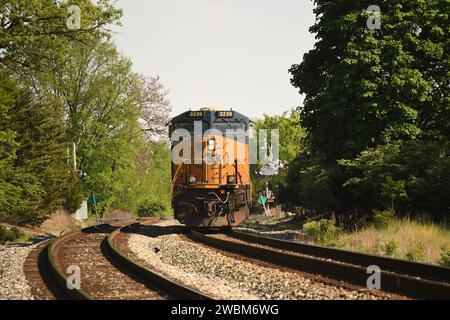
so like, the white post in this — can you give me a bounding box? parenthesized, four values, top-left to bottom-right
(71, 142, 88, 221)
(72, 143, 77, 171)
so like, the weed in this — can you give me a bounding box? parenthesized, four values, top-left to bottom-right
(372, 208, 395, 230)
(334, 218, 450, 265)
(303, 219, 339, 245)
(0, 225, 23, 244)
(406, 244, 426, 262)
(384, 240, 398, 256)
(440, 250, 450, 267)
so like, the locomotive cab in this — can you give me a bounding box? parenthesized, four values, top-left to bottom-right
(169, 108, 252, 228)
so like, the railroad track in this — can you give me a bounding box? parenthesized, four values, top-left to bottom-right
(107, 223, 212, 300)
(40, 221, 211, 300)
(30, 219, 449, 300)
(24, 240, 67, 300)
(188, 230, 450, 300)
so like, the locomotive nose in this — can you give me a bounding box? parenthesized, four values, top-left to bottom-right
(170, 108, 251, 228)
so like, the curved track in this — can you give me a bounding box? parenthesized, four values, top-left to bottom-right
(231, 230, 450, 282)
(24, 240, 66, 300)
(47, 224, 166, 300)
(107, 223, 212, 300)
(34, 220, 450, 300)
(189, 230, 450, 300)
(42, 222, 211, 300)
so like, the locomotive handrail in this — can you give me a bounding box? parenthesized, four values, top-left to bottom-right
(240, 161, 251, 184)
(171, 160, 186, 185)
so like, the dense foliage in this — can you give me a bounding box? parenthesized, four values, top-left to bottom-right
(137, 199, 168, 218)
(251, 109, 305, 204)
(286, 0, 449, 220)
(0, 1, 172, 224)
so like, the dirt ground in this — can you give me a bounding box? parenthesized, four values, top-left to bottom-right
(39, 210, 88, 236)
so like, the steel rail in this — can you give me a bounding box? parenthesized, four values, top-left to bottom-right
(189, 231, 450, 300)
(26, 241, 71, 300)
(231, 230, 450, 283)
(46, 226, 107, 300)
(106, 223, 213, 300)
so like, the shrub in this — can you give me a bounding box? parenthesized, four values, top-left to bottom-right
(440, 251, 450, 267)
(280, 152, 341, 213)
(0, 225, 22, 244)
(137, 200, 167, 217)
(384, 240, 398, 256)
(372, 209, 394, 230)
(303, 219, 339, 245)
(406, 244, 426, 262)
(381, 176, 407, 210)
(64, 171, 85, 214)
(340, 140, 450, 219)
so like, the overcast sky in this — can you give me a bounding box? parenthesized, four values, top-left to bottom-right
(112, 0, 316, 118)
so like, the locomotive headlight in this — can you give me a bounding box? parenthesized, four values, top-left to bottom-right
(227, 175, 236, 184)
(208, 139, 216, 151)
(189, 176, 196, 184)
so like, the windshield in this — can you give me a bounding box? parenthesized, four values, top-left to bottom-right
(213, 120, 247, 135)
(171, 122, 208, 134)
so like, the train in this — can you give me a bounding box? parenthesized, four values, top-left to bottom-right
(169, 108, 252, 228)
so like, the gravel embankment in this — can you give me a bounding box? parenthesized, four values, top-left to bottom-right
(128, 226, 389, 300)
(0, 243, 38, 300)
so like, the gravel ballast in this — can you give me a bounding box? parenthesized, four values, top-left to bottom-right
(128, 226, 389, 300)
(236, 227, 310, 242)
(0, 243, 38, 300)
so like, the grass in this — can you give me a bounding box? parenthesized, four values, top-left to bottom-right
(0, 225, 22, 244)
(0, 224, 46, 244)
(303, 219, 339, 244)
(332, 218, 450, 265)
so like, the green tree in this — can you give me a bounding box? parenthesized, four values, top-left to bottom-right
(381, 176, 408, 210)
(18, 38, 133, 210)
(0, 0, 121, 223)
(119, 142, 173, 216)
(27, 36, 173, 216)
(280, 151, 340, 213)
(252, 109, 306, 203)
(285, 1, 449, 219)
(0, 0, 122, 72)
(0, 1, 173, 221)
(339, 140, 450, 217)
(290, 0, 449, 162)
(253, 109, 305, 163)
(0, 74, 82, 224)
(0, 75, 17, 175)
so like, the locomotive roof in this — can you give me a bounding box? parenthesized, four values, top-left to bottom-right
(170, 109, 250, 124)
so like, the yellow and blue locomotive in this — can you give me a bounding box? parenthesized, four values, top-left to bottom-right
(169, 108, 252, 228)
